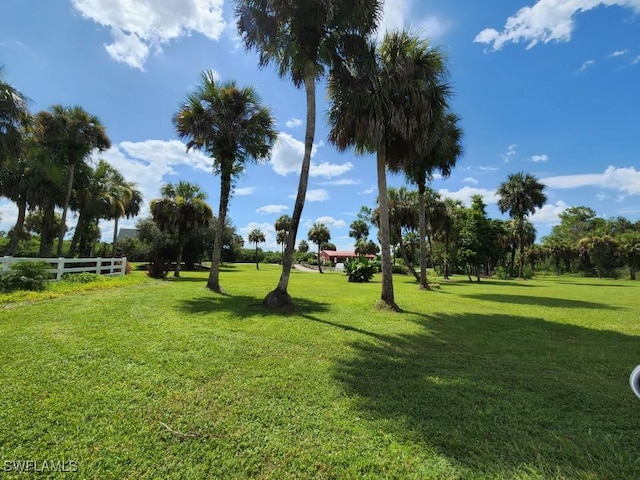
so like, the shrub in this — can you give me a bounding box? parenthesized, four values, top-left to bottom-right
(61, 272, 103, 284)
(344, 258, 377, 283)
(0, 261, 52, 293)
(494, 266, 511, 279)
(125, 261, 133, 275)
(392, 264, 409, 275)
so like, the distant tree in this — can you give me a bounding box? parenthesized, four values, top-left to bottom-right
(321, 241, 337, 251)
(150, 182, 213, 277)
(274, 214, 291, 256)
(0, 66, 30, 167)
(618, 231, 640, 280)
(308, 222, 330, 274)
(576, 235, 619, 279)
(248, 228, 266, 270)
(497, 172, 547, 278)
(235, 0, 381, 308)
(174, 70, 276, 292)
(349, 219, 369, 245)
(297, 239, 309, 253)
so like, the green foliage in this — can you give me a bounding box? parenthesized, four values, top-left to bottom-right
(344, 257, 377, 282)
(392, 264, 409, 275)
(0, 261, 51, 292)
(61, 272, 103, 284)
(494, 266, 511, 279)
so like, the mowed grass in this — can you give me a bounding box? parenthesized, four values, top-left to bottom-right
(1, 265, 639, 479)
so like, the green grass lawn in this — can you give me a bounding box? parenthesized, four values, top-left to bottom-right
(1, 265, 639, 479)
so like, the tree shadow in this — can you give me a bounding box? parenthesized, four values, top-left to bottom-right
(334, 312, 640, 478)
(436, 279, 539, 288)
(550, 280, 636, 287)
(460, 293, 620, 309)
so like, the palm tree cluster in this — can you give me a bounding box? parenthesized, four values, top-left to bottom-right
(1, 68, 142, 258)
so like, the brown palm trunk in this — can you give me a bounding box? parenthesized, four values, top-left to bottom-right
(376, 141, 399, 311)
(57, 163, 75, 257)
(39, 202, 56, 257)
(263, 61, 316, 309)
(4, 198, 27, 256)
(174, 237, 184, 277)
(255, 243, 260, 270)
(518, 217, 525, 278)
(398, 237, 419, 281)
(208, 165, 232, 292)
(417, 180, 430, 289)
(112, 215, 120, 256)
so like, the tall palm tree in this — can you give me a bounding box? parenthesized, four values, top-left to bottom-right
(174, 71, 276, 292)
(248, 228, 266, 270)
(111, 182, 143, 256)
(307, 222, 330, 274)
(34, 105, 111, 256)
(235, 0, 382, 309)
(274, 214, 291, 257)
(329, 31, 442, 310)
(497, 172, 547, 278)
(150, 182, 213, 277)
(0, 66, 30, 167)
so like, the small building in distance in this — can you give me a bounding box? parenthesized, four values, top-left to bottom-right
(319, 250, 376, 267)
(116, 228, 138, 242)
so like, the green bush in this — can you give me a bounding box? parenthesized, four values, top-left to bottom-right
(61, 272, 103, 284)
(392, 264, 409, 275)
(344, 258, 377, 283)
(494, 266, 511, 279)
(0, 261, 52, 293)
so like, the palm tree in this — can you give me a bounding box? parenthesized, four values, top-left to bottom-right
(174, 71, 276, 292)
(0, 66, 30, 167)
(274, 214, 291, 257)
(111, 182, 143, 256)
(328, 31, 442, 310)
(248, 228, 266, 270)
(150, 182, 213, 277)
(497, 172, 547, 278)
(34, 105, 111, 257)
(235, 0, 382, 309)
(308, 222, 330, 274)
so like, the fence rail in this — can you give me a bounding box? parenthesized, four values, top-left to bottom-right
(0, 256, 127, 280)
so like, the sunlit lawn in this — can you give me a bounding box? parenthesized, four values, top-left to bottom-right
(1, 265, 639, 479)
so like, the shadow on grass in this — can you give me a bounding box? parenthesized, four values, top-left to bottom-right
(550, 280, 637, 287)
(438, 278, 539, 288)
(176, 293, 331, 319)
(334, 312, 640, 477)
(460, 293, 620, 309)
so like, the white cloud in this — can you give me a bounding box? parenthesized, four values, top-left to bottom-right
(315, 216, 347, 229)
(234, 187, 255, 196)
(318, 178, 359, 186)
(475, 1, 640, 51)
(530, 154, 549, 162)
(478, 165, 500, 172)
(610, 49, 629, 57)
(70, 0, 226, 70)
(285, 118, 302, 128)
(577, 59, 595, 73)
(377, 0, 448, 40)
(633, 55, 640, 64)
(437, 186, 498, 206)
(0, 201, 19, 233)
(256, 204, 289, 215)
(529, 200, 569, 225)
(501, 144, 517, 163)
(270, 132, 351, 178)
(542, 166, 640, 197)
(239, 222, 278, 250)
(288, 189, 329, 203)
(463, 177, 479, 185)
(359, 187, 376, 195)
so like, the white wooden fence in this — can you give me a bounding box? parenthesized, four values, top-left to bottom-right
(0, 256, 127, 280)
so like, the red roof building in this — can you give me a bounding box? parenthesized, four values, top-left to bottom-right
(319, 250, 376, 266)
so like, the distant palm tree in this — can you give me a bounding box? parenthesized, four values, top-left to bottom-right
(150, 182, 213, 277)
(497, 172, 547, 278)
(0, 66, 30, 167)
(307, 222, 331, 274)
(111, 182, 143, 256)
(34, 105, 111, 256)
(328, 31, 441, 310)
(174, 71, 276, 292)
(248, 228, 266, 270)
(235, 0, 382, 308)
(274, 214, 291, 257)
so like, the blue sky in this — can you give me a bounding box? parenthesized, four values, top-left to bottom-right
(2, 0, 640, 251)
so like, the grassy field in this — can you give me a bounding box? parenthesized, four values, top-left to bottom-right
(1, 265, 639, 479)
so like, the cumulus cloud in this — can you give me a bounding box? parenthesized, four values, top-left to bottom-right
(475, 0, 640, 51)
(256, 204, 289, 215)
(239, 221, 278, 250)
(285, 118, 302, 128)
(530, 154, 549, 162)
(315, 216, 347, 229)
(289, 189, 329, 203)
(529, 200, 570, 225)
(437, 186, 498, 206)
(542, 166, 640, 197)
(270, 133, 352, 178)
(377, 0, 448, 40)
(70, 0, 226, 70)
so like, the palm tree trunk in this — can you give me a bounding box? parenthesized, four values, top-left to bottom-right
(417, 180, 430, 289)
(39, 202, 56, 257)
(376, 141, 399, 311)
(518, 217, 525, 278)
(69, 210, 87, 257)
(255, 243, 259, 270)
(112, 215, 120, 256)
(4, 197, 27, 256)
(317, 246, 323, 273)
(443, 234, 450, 279)
(264, 61, 316, 309)
(175, 238, 184, 277)
(398, 237, 419, 281)
(208, 166, 232, 292)
(57, 163, 75, 257)
(510, 244, 516, 277)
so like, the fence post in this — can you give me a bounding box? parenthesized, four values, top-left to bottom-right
(57, 258, 65, 280)
(120, 257, 127, 276)
(1, 256, 10, 273)
(96, 257, 102, 275)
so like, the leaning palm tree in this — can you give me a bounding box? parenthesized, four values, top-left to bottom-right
(0, 66, 30, 167)
(248, 228, 266, 270)
(174, 71, 276, 292)
(497, 172, 547, 278)
(34, 105, 111, 257)
(235, 0, 382, 309)
(328, 31, 442, 310)
(150, 182, 213, 277)
(308, 222, 330, 274)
